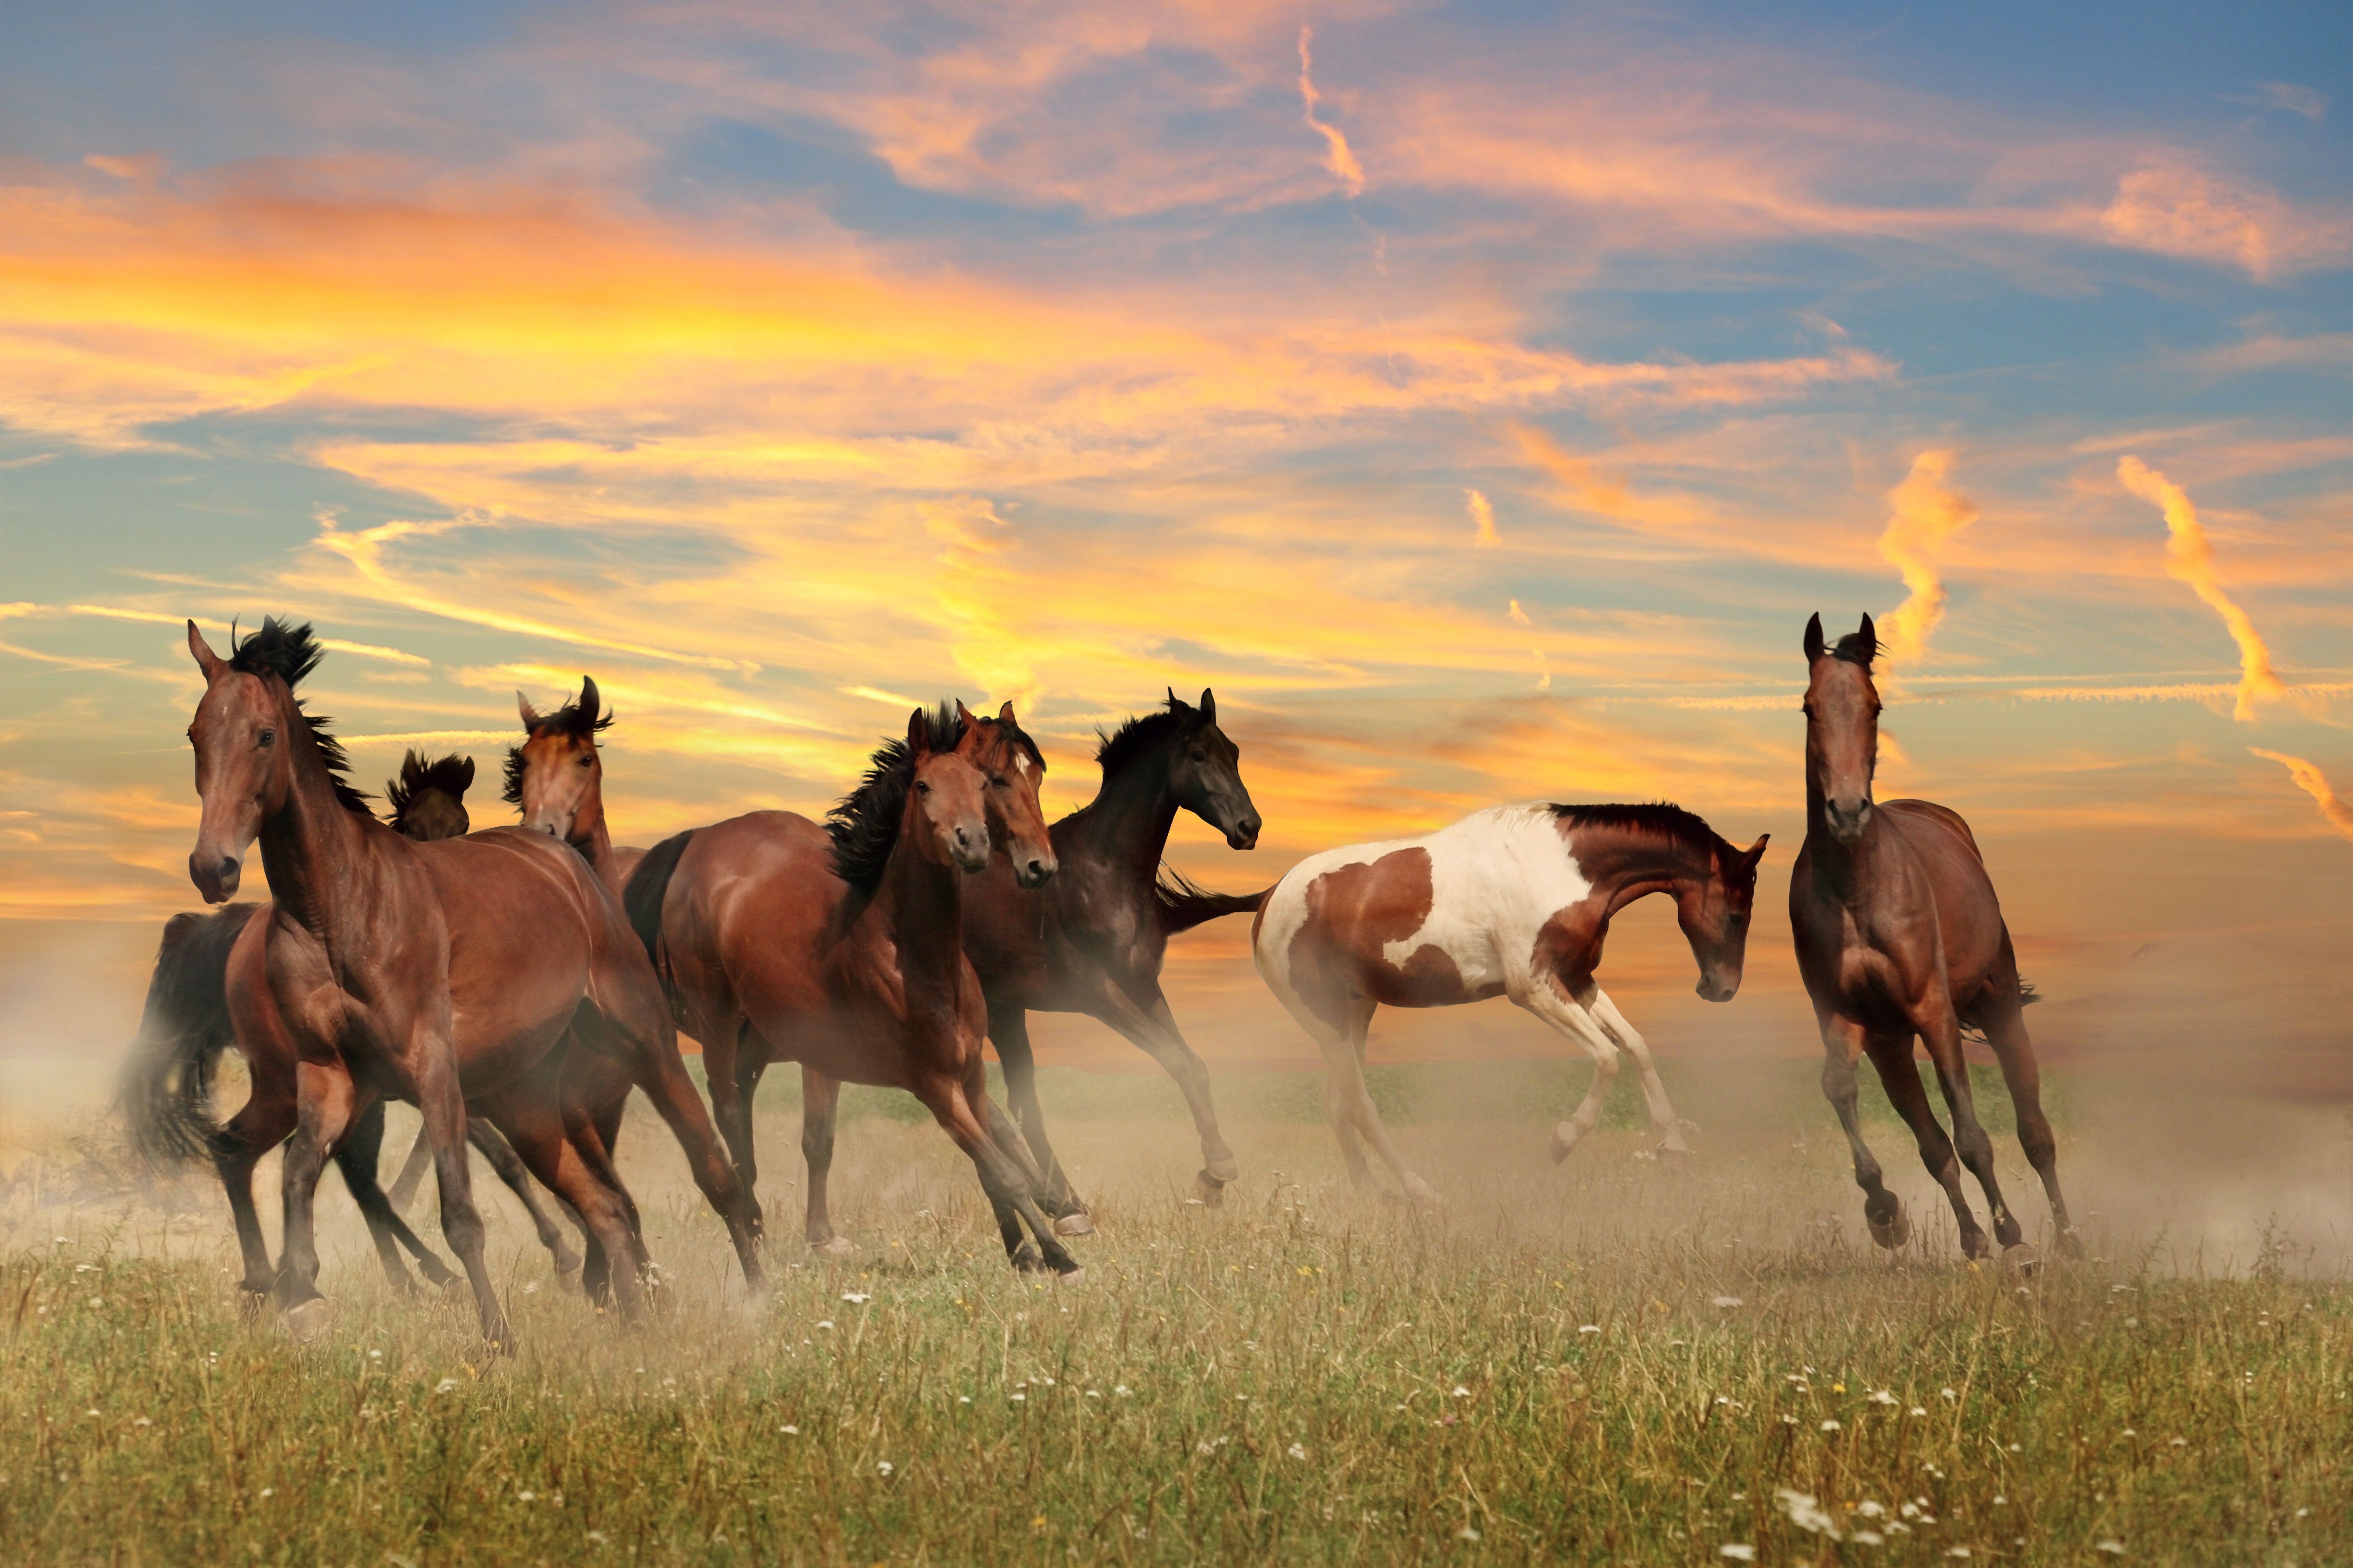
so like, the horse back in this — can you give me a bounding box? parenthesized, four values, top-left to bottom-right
(669, 811, 845, 1024)
(408, 827, 621, 1060)
(1880, 801, 2008, 990)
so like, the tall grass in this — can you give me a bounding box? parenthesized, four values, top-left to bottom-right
(2, 1065, 2346, 1565)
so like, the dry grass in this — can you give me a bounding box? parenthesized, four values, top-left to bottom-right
(2, 1060, 2349, 1565)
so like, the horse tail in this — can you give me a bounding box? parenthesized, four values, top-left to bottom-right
(1959, 977, 2039, 1043)
(622, 829, 695, 970)
(118, 903, 263, 1162)
(1153, 867, 1271, 934)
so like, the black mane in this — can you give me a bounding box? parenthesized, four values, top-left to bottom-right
(502, 678, 612, 806)
(826, 704, 963, 892)
(1549, 802, 1727, 858)
(1094, 694, 1195, 778)
(226, 617, 372, 818)
(1832, 631, 1877, 668)
(386, 751, 475, 831)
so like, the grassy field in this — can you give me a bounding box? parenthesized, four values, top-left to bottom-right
(2, 1059, 2348, 1566)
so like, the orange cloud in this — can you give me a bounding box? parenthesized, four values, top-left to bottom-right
(2249, 750, 2353, 844)
(1466, 488, 1498, 546)
(2099, 164, 2351, 282)
(1875, 451, 1978, 667)
(2116, 456, 2285, 721)
(1297, 27, 1365, 196)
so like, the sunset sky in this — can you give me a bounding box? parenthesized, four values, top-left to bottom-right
(3, 3, 2347, 1089)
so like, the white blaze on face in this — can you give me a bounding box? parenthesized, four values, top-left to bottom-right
(1014, 752, 1031, 777)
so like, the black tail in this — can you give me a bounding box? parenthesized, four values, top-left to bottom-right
(118, 903, 265, 1162)
(1959, 977, 2039, 1044)
(622, 829, 695, 968)
(1153, 867, 1270, 935)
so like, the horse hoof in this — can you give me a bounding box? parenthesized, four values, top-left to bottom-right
(809, 1236, 858, 1260)
(2056, 1227, 2086, 1260)
(2000, 1243, 2042, 1279)
(1192, 1173, 1226, 1209)
(1053, 1210, 1096, 1238)
(555, 1267, 586, 1297)
(1404, 1180, 1447, 1211)
(1549, 1123, 1579, 1164)
(1011, 1243, 1046, 1273)
(1202, 1155, 1240, 1185)
(1054, 1266, 1086, 1287)
(1867, 1206, 1910, 1250)
(283, 1297, 334, 1344)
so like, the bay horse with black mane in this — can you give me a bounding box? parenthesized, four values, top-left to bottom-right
(124, 746, 590, 1298)
(1254, 801, 1767, 1204)
(1792, 613, 2073, 1265)
(170, 618, 759, 1347)
(625, 704, 1085, 1275)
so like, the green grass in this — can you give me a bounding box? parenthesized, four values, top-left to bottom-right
(1, 1065, 2346, 1566)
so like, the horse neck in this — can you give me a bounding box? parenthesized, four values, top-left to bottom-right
(572, 775, 619, 883)
(1802, 761, 1870, 898)
(1577, 828, 1710, 919)
(1067, 744, 1181, 874)
(254, 708, 377, 939)
(873, 817, 967, 990)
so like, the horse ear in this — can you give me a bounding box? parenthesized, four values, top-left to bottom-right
(1167, 685, 1180, 710)
(1856, 613, 1878, 666)
(456, 756, 476, 791)
(1199, 687, 1216, 723)
(578, 675, 600, 721)
(906, 706, 931, 757)
(1742, 833, 1770, 872)
(187, 620, 225, 680)
(1803, 613, 1825, 663)
(997, 700, 1016, 724)
(518, 689, 541, 728)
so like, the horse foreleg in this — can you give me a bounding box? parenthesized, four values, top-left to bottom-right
(1518, 983, 1622, 1166)
(987, 999, 1088, 1224)
(385, 1120, 434, 1214)
(272, 1061, 362, 1338)
(333, 1098, 459, 1294)
(1976, 965, 2076, 1254)
(468, 1116, 584, 1289)
(1865, 1030, 1990, 1260)
(213, 1090, 296, 1308)
(1590, 989, 1690, 1155)
(918, 1070, 1081, 1279)
(1817, 1013, 1908, 1249)
(1914, 1006, 2015, 1255)
(1093, 980, 1238, 1199)
(414, 1037, 513, 1353)
(801, 1066, 854, 1257)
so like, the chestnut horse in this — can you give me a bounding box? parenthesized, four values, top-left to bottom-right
(1253, 803, 1767, 1204)
(1792, 613, 2073, 1264)
(124, 749, 587, 1297)
(626, 704, 1084, 1275)
(959, 689, 1265, 1217)
(178, 618, 759, 1346)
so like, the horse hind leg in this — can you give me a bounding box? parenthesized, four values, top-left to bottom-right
(333, 1098, 458, 1294)
(1332, 997, 1441, 1208)
(1975, 970, 2077, 1256)
(988, 999, 1090, 1226)
(921, 1073, 1082, 1279)
(1915, 1006, 2023, 1255)
(801, 1066, 857, 1258)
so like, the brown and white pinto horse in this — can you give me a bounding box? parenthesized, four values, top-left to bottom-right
(178, 618, 759, 1347)
(625, 704, 1082, 1274)
(1253, 803, 1767, 1204)
(1792, 613, 2073, 1264)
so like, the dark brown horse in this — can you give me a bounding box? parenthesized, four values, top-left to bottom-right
(626, 704, 1083, 1274)
(958, 688, 1264, 1215)
(1254, 802, 1767, 1203)
(175, 618, 759, 1346)
(124, 747, 588, 1296)
(1791, 613, 2073, 1264)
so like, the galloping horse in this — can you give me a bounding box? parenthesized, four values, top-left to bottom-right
(1253, 803, 1768, 1204)
(935, 688, 1264, 1216)
(1791, 613, 2073, 1263)
(177, 618, 759, 1346)
(626, 705, 1085, 1275)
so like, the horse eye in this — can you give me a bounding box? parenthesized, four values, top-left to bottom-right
(991, 775, 1009, 789)
(915, 780, 932, 795)
(258, 728, 275, 746)
(577, 754, 593, 767)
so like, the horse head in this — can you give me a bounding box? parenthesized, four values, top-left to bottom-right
(388, 749, 475, 842)
(1681, 832, 1770, 1002)
(508, 675, 609, 848)
(957, 699, 1058, 888)
(1167, 687, 1262, 849)
(1803, 612, 1881, 845)
(184, 619, 307, 902)
(907, 706, 992, 875)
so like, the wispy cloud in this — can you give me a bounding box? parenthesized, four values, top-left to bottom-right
(2116, 456, 2286, 721)
(1875, 451, 1978, 668)
(2249, 749, 2353, 843)
(1466, 488, 1497, 546)
(1297, 27, 1365, 197)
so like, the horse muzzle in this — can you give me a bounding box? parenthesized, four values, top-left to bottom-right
(950, 825, 992, 875)
(1824, 797, 1874, 844)
(1695, 974, 1741, 1004)
(1013, 852, 1059, 889)
(191, 851, 242, 903)
(1225, 814, 1262, 851)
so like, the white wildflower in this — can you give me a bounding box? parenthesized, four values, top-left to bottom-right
(1776, 1489, 1843, 1539)
(1720, 1547, 1757, 1562)
(1712, 1295, 1744, 1308)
